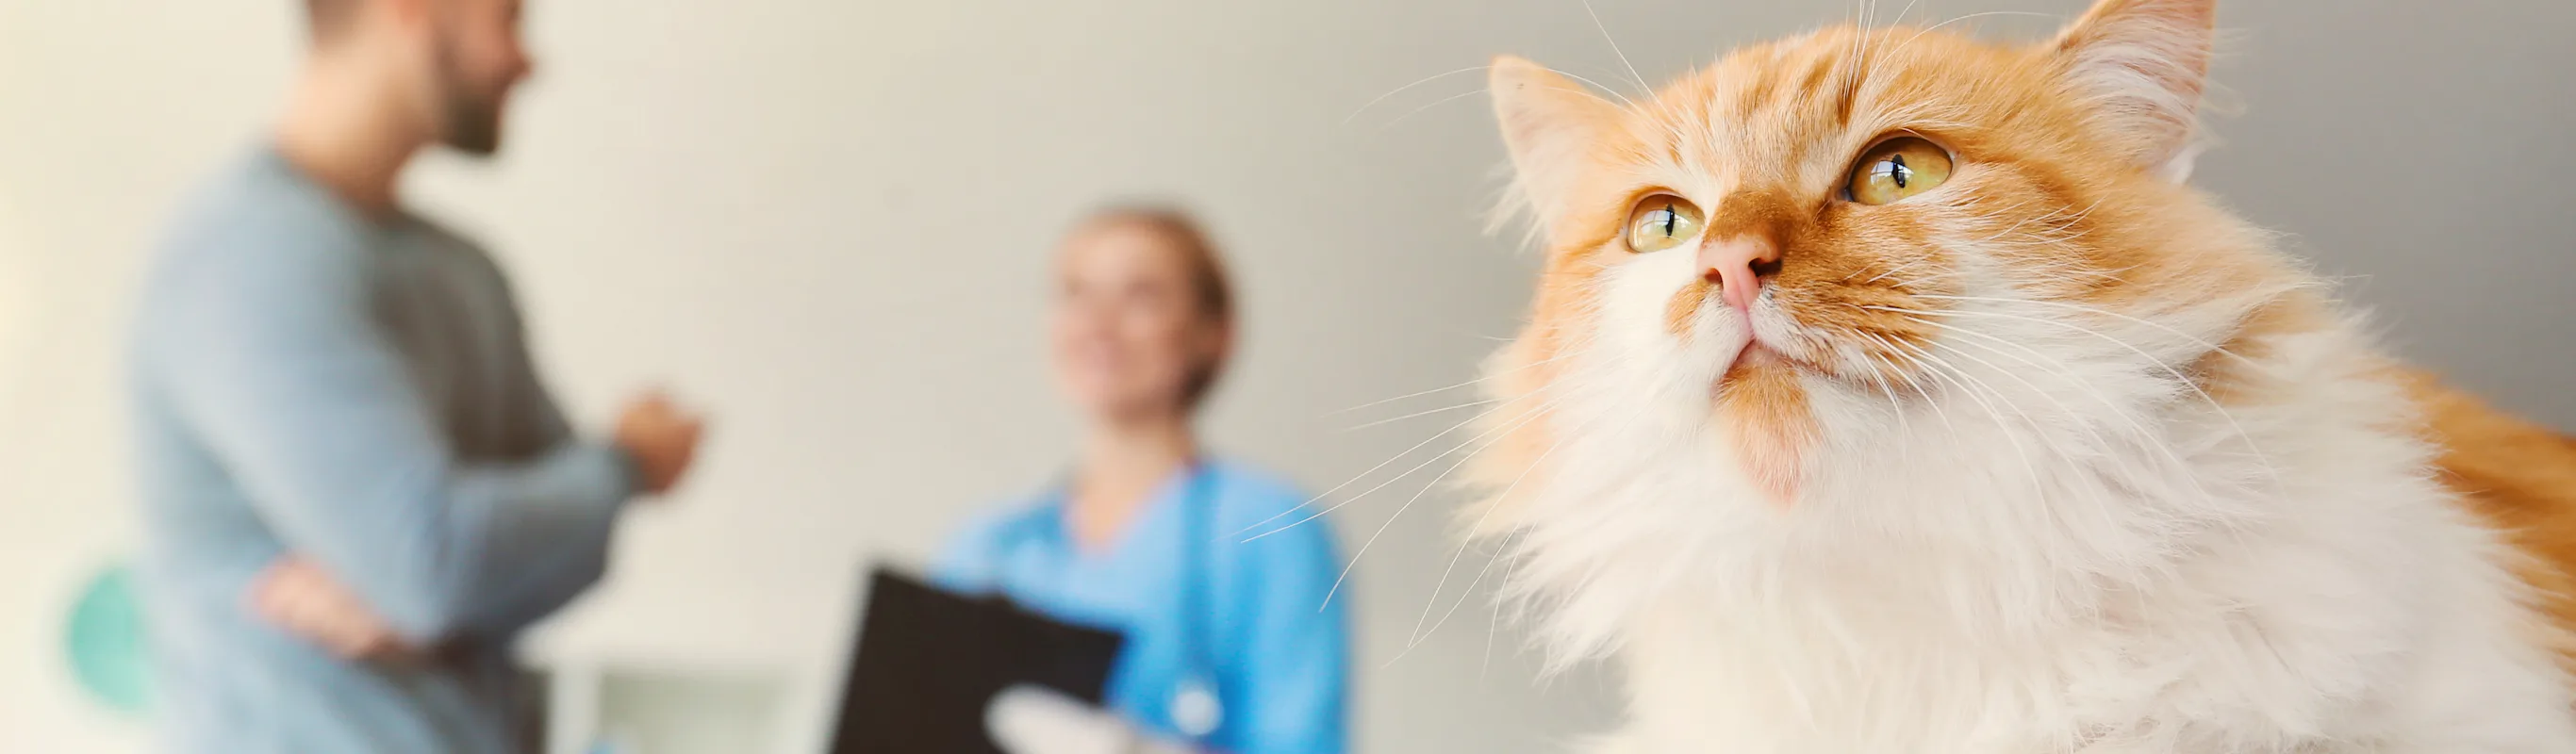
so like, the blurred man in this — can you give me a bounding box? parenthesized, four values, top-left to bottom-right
(126, 0, 703, 751)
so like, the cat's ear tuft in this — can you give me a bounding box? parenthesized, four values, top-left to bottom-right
(2051, 0, 2217, 182)
(1490, 56, 1624, 234)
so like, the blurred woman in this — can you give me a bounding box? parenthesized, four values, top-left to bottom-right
(936, 207, 1349, 754)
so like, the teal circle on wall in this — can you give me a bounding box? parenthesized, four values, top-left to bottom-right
(64, 563, 150, 714)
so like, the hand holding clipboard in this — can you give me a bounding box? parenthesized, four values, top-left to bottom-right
(985, 685, 1199, 754)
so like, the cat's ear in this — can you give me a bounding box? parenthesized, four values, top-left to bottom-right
(2050, 0, 2217, 182)
(1490, 56, 1625, 233)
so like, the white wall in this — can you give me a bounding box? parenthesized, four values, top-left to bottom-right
(0, 0, 1621, 750)
(4, 0, 2570, 752)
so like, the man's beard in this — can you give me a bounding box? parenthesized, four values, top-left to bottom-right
(432, 34, 505, 156)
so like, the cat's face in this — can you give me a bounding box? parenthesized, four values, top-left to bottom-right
(1478, 0, 2285, 513)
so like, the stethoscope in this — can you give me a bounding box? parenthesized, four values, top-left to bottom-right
(1165, 464, 1224, 742)
(1006, 463, 1225, 744)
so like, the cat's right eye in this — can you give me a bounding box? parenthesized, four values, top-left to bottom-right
(1844, 137, 1954, 205)
(1624, 195, 1706, 254)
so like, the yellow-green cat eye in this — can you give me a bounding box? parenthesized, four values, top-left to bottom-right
(1844, 137, 1954, 205)
(1624, 195, 1705, 254)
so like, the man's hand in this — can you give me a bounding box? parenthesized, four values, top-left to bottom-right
(615, 390, 704, 497)
(984, 684, 1200, 754)
(249, 557, 418, 661)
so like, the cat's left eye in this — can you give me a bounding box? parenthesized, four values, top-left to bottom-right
(1844, 137, 1954, 205)
(1624, 195, 1706, 254)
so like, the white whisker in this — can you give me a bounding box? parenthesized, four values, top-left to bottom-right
(1245, 392, 1549, 539)
(1897, 10, 2058, 53)
(1481, 525, 1525, 681)
(1873, 306, 2222, 507)
(1860, 259, 1925, 285)
(1863, 331, 1960, 440)
(1861, 352, 1916, 464)
(1892, 0, 1925, 25)
(1317, 404, 1556, 610)
(1888, 335, 2049, 498)
(1405, 389, 1634, 649)
(1971, 198, 2105, 246)
(1328, 339, 1586, 418)
(1548, 66, 1641, 108)
(1380, 88, 1493, 131)
(1867, 303, 2277, 483)
(1912, 294, 2284, 376)
(1923, 331, 2184, 510)
(1247, 394, 1561, 544)
(1343, 398, 1496, 432)
(1344, 65, 1491, 125)
(1579, 0, 1651, 94)
(1922, 337, 2104, 464)
(1396, 434, 1566, 660)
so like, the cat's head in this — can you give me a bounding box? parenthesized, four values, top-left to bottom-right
(1472, 0, 2307, 560)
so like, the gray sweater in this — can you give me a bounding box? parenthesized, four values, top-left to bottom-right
(129, 147, 634, 753)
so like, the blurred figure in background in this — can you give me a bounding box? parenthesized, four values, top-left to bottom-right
(940, 208, 1350, 754)
(125, 0, 703, 752)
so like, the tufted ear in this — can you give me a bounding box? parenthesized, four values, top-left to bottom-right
(1490, 56, 1627, 235)
(2051, 0, 2218, 182)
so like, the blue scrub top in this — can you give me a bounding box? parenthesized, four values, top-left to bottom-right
(933, 459, 1349, 754)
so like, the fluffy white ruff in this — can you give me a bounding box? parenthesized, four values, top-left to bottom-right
(1482, 250, 2576, 753)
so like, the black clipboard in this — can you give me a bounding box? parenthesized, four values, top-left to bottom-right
(829, 566, 1126, 754)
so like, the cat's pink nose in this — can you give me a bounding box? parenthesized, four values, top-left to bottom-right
(1698, 235, 1781, 315)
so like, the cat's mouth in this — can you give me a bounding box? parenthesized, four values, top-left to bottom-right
(1716, 339, 1796, 390)
(1728, 305, 1804, 372)
(1693, 282, 1816, 385)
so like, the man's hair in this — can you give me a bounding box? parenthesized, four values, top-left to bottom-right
(304, 0, 362, 42)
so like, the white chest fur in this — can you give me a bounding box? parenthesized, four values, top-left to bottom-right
(1495, 324, 2576, 753)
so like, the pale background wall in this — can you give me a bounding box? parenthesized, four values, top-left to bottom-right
(2, 0, 2568, 752)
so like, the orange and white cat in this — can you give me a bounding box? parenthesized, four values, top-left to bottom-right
(1467, 0, 2576, 751)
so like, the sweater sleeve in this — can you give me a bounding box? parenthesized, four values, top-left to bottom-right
(145, 229, 634, 645)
